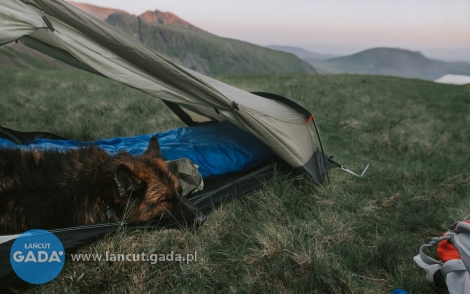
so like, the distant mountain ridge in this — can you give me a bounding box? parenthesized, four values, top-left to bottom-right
(103, 11, 314, 74)
(267, 45, 339, 61)
(139, 10, 197, 30)
(68, 1, 194, 28)
(68, 1, 126, 20)
(0, 2, 315, 75)
(316, 47, 470, 80)
(269, 45, 470, 81)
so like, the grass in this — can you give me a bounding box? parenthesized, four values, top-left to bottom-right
(1, 68, 469, 293)
(0, 69, 184, 140)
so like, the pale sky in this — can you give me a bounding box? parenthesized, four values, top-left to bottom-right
(75, 0, 470, 61)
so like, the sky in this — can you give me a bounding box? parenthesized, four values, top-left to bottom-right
(76, 0, 470, 61)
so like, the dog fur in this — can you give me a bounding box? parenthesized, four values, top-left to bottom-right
(0, 136, 203, 234)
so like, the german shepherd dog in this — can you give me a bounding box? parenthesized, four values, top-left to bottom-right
(0, 136, 205, 234)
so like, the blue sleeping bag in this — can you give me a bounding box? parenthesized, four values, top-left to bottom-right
(0, 121, 273, 178)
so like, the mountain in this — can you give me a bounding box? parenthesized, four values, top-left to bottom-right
(267, 45, 339, 61)
(103, 11, 315, 74)
(313, 48, 470, 80)
(1, 2, 315, 75)
(67, 1, 126, 20)
(139, 10, 197, 30)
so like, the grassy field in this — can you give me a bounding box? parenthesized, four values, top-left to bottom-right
(1, 68, 469, 293)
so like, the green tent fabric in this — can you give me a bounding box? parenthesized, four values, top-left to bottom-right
(0, 0, 327, 183)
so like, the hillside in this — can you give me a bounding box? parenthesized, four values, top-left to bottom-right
(104, 11, 315, 74)
(310, 47, 470, 80)
(0, 3, 315, 75)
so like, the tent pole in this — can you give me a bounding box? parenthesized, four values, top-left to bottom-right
(311, 118, 330, 184)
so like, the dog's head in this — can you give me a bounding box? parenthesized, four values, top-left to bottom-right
(111, 136, 205, 227)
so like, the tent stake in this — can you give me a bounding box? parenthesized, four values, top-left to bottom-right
(327, 157, 369, 177)
(341, 164, 369, 177)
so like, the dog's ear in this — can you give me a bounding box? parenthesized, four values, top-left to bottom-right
(144, 135, 162, 158)
(114, 165, 145, 199)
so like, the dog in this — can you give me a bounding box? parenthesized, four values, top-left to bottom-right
(0, 136, 206, 234)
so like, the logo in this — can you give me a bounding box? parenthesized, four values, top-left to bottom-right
(10, 229, 65, 284)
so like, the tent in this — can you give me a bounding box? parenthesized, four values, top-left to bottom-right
(0, 0, 329, 287)
(0, 0, 330, 206)
(0, 0, 327, 182)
